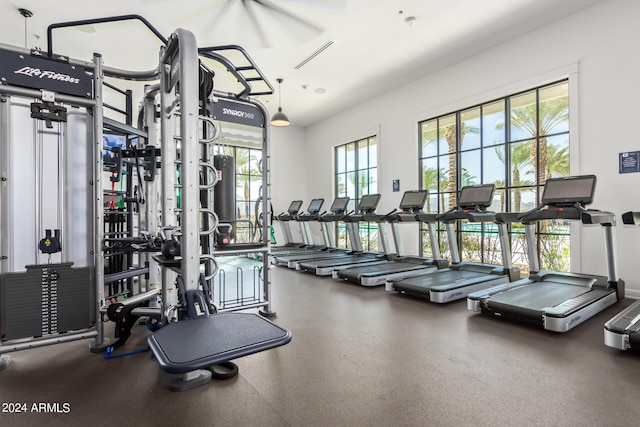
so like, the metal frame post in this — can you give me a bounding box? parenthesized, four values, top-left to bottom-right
(160, 46, 178, 320)
(91, 52, 107, 350)
(445, 222, 461, 264)
(174, 29, 201, 292)
(525, 223, 540, 273)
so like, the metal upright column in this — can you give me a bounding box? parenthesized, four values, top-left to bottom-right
(175, 29, 200, 292)
(0, 80, 9, 370)
(390, 223, 404, 257)
(497, 223, 513, 270)
(143, 84, 160, 293)
(426, 222, 442, 261)
(602, 223, 619, 284)
(445, 223, 461, 264)
(92, 52, 107, 350)
(257, 100, 274, 316)
(160, 48, 178, 319)
(524, 223, 540, 273)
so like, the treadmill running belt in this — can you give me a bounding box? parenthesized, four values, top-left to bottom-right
(339, 262, 428, 280)
(304, 256, 381, 268)
(488, 280, 588, 311)
(396, 270, 484, 291)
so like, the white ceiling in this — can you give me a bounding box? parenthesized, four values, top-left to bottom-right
(0, 0, 604, 127)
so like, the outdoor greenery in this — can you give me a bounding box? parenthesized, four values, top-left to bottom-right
(335, 136, 378, 251)
(214, 144, 262, 243)
(331, 81, 571, 272)
(419, 81, 571, 272)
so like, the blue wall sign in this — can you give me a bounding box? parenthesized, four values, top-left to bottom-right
(619, 151, 640, 174)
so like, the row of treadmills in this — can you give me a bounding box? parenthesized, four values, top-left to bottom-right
(272, 175, 640, 352)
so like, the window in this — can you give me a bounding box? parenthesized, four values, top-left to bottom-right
(334, 136, 378, 250)
(213, 145, 263, 242)
(419, 81, 570, 274)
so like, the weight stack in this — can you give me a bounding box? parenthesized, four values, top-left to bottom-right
(213, 155, 236, 238)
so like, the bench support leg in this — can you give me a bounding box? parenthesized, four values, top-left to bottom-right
(168, 369, 212, 392)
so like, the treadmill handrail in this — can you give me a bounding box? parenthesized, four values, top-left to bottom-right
(518, 204, 614, 226)
(363, 208, 398, 223)
(416, 213, 442, 223)
(440, 208, 496, 223)
(621, 211, 640, 225)
(386, 212, 420, 223)
(518, 204, 582, 223)
(494, 212, 521, 224)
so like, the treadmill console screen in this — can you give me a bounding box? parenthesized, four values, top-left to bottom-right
(542, 175, 597, 206)
(307, 198, 324, 214)
(399, 190, 428, 211)
(287, 200, 303, 215)
(330, 197, 350, 213)
(458, 184, 495, 208)
(358, 194, 381, 212)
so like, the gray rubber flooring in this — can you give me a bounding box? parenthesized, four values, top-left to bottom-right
(1, 266, 639, 426)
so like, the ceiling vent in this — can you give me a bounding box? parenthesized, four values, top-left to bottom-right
(294, 40, 336, 70)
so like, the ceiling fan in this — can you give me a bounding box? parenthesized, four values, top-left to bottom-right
(141, 0, 347, 48)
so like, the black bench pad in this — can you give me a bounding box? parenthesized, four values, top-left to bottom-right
(148, 313, 291, 374)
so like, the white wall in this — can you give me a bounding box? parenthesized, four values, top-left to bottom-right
(269, 125, 308, 244)
(293, 0, 640, 295)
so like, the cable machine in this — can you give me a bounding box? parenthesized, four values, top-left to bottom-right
(0, 42, 107, 368)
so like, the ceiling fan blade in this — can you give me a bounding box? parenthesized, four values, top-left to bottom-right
(244, 0, 272, 48)
(253, 0, 324, 33)
(170, 0, 228, 28)
(276, 0, 347, 15)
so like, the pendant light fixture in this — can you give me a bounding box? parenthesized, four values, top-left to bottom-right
(270, 78, 290, 127)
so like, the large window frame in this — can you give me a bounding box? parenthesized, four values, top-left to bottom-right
(334, 136, 378, 250)
(419, 80, 571, 274)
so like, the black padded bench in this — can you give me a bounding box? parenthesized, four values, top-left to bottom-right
(148, 312, 291, 391)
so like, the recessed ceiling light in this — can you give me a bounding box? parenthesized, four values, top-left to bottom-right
(405, 16, 417, 26)
(314, 88, 327, 94)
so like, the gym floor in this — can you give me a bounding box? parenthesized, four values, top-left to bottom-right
(1, 266, 639, 426)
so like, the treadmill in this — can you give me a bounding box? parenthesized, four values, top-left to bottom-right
(467, 175, 625, 332)
(276, 197, 354, 269)
(271, 200, 305, 254)
(388, 184, 520, 303)
(604, 211, 640, 350)
(298, 194, 390, 276)
(334, 190, 438, 287)
(272, 198, 328, 264)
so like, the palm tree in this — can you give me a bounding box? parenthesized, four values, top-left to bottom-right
(509, 98, 569, 186)
(439, 170, 449, 211)
(234, 148, 261, 217)
(460, 169, 477, 187)
(495, 95, 568, 188)
(444, 124, 462, 209)
(422, 121, 478, 210)
(422, 167, 441, 212)
(494, 142, 534, 211)
(546, 144, 570, 178)
(494, 179, 506, 211)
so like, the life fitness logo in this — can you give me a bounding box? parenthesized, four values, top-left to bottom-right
(14, 66, 81, 84)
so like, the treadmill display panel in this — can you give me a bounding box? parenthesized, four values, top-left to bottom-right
(358, 194, 381, 212)
(542, 175, 597, 206)
(307, 198, 324, 214)
(458, 184, 495, 208)
(287, 200, 303, 215)
(399, 190, 428, 210)
(330, 197, 350, 213)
